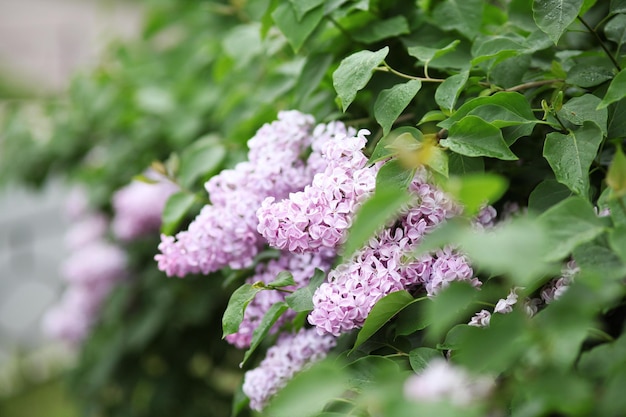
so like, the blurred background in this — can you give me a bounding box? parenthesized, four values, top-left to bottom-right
(0, 0, 141, 414)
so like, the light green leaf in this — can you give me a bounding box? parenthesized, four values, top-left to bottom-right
(179, 135, 226, 188)
(268, 271, 296, 288)
(426, 282, 479, 341)
(333, 47, 389, 111)
(395, 299, 431, 336)
(543, 122, 603, 195)
(272, 3, 324, 52)
(222, 283, 263, 337)
(471, 36, 527, 65)
(418, 110, 447, 125)
(288, 0, 324, 20)
(376, 158, 416, 191)
(441, 116, 519, 160)
(598, 69, 626, 109)
(222, 23, 263, 69)
(161, 192, 197, 235)
(431, 0, 484, 39)
(285, 269, 326, 312)
(374, 80, 422, 136)
(528, 179, 572, 212)
(435, 71, 469, 112)
(538, 196, 606, 262)
(342, 176, 413, 258)
(608, 99, 626, 140)
(604, 14, 626, 46)
(369, 127, 423, 164)
(352, 16, 410, 43)
(558, 94, 608, 134)
(532, 0, 585, 44)
(607, 146, 626, 198)
(443, 173, 509, 215)
(294, 53, 333, 105)
(240, 302, 289, 366)
(409, 347, 442, 372)
(408, 40, 460, 65)
(351, 291, 415, 352)
(447, 153, 484, 175)
(609, 225, 626, 264)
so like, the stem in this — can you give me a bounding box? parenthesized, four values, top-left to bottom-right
(270, 287, 294, 294)
(588, 327, 615, 342)
(578, 16, 622, 71)
(505, 79, 565, 92)
(376, 63, 445, 83)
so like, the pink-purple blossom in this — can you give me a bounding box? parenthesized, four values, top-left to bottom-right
(242, 328, 336, 411)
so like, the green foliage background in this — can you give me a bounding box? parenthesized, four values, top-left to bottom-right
(2, 0, 626, 416)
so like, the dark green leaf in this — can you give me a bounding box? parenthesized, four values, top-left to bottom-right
(611, 0, 626, 14)
(608, 98, 626, 139)
(538, 196, 606, 261)
(342, 178, 412, 258)
(240, 302, 289, 366)
(395, 298, 431, 336)
(409, 347, 442, 372)
(161, 192, 197, 235)
(528, 179, 572, 212)
(607, 146, 626, 198)
(408, 40, 460, 65)
(532, 0, 585, 44)
(376, 158, 415, 191)
(598, 69, 626, 109)
(573, 242, 626, 281)
(222, 283, 263, 337)
(294, 53, 333, 106)
(374, 80, 422, 136)
(333, 47, 389, 111)
(441, 116, 518, 160)
(352, 16, 410, 43)
(431, 0, 484, 39)
(272, 3, 324, 52)
(543, 122, 604, 195)
(435, 71, 469, 112)
(268, 271, 296, 288)
(179, 135, 226, 188)
(288, 0, 324, 20)
(351, 291, 415, 352)
(567, 65, 615, 88)
(426, 282, 478, 341)
(471, 36, 527, 65)
(447, 153, 484, 175)
(605, 14, 626, 46)
(285, 269, 326, 312)
(557, 94, 608, 134)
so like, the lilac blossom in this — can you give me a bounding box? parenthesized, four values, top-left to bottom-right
(156, 111, 351, 277)
(242, 328, 336, 411)
(469, 310, 492, 327)
(226, 251, 333, 348)
(64, 212, 108, 250)
(112, 174, 178, 241)
(62, 241, 128, 286)
(404, 359, 494, 406)
(257, 129, 378, 254)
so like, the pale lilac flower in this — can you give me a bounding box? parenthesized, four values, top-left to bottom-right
(226, 251, 334, 349)
(64, 186, 90, 220)
(242, 328, 336, 411)
(404, 359, 494, 406)
(424, 247, 479, 296)
(473, 205, 498, 229)
(494, 287, 520, 314)
(112, 174, 178, 241)
(62, 241, 127, 286)
(523, 297, 542, 317)
(468, 310, 491, 327)
(65, 212, 108, 250)
(540, 260, 578, 304)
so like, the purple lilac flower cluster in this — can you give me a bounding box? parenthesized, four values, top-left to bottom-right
(468, 260, 579, 327)
(404, 358, 494, 406)
(155, 111, 354, 277)
(257, 129, 375, 253)
(242, 328, 336, 411)
(308, 171, 481, 337)
(112, 172, 178, 241)
(225, 251, 333, 348)
(42, 198, 127, 345)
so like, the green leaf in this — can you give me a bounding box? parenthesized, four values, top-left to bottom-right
(333, 47, 389, 111)
(351, 291, 415, 352)
(598, 69, 626, 109)
(272, 3, 324, 52)
(557, 94, 608, 135)
(441, 116, 518, 160)
(566, 65, 615, 88)
(604, 14, 626, 46)
(611, 0, 626, 14)
(288, 0, 324, 20)
(543, 122, 603, 195)
(528, 179, 572, 212)
(435, 71, 469, 112)
(431, 0, 484, 39)
(285, 269, 326, 312)
(240, 302, 289, 366)
(268, 271, 296, 288)
(426, 282, 479, 341)
(408, 40, 460, 65)
(409, 347, 442, 372)
(607, 146, 626, 198)
(374, 80, 422, 136)
(222, 23, 263, 69)
(532, 0, 585, 44)
(608, 98, 626, 139)
(442, 173, 508, 215)
(161, 192, 197, 235)
(574, 242, 626, 281)
(538, 196, 606, 261)
(352, 16, 410, 43)
(447, 153, 484, 176)
(369, 127, 424, 164)
(222, 283, 263, 337)
(471, 36, 527, 65)
(294, 53, 333, 106)
(266, 360, 348, 417)
(376, 158, 415, 191)
(179, 135, 226, 188)
(342, 178, 412, 258)
(395, 298, 431, 336)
